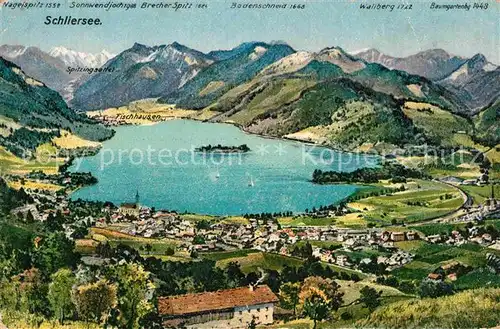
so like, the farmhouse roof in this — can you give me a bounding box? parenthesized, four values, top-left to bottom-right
(158, 285, 278, 316)
(427, 273, 442, 280)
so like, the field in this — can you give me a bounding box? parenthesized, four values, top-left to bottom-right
(74, 238, 99, 255)
(269, 287, 498, 329)
(392, 240, 500, 286)
(0, 146, 60, 175)
(8, 179, 62, 191)
(361, 288, 500, 329)
(395, 149, 487, 180)
(188, 108, 220, 121)
(75, 227, 179, 255)
(214, 250, 367, 279)
(485, 144, 500, 164)
(1, 310, 100, 329)
(201, 249, 260, 261)
(455, 268, 500, 290)
(402, 102, 474, 148)
(179, 213, 218, 223)
(337, 279, 411, 305)
(227, 78, 315, 126)
(269, 280, 413, 329)
(52, 130, 101, 149)
(87, 98, 199, 125)
(276, 180, 465, 228)
(278, 216, 337, 227)
(351, 180, 464, 225)
(412, 222, 469, 237)
(215, 252, 303, 273)
(180, 214, 250, 225)
(337, 248, 390, 263)
(412, 219, 500, 237)
(334, 213, 369, 228)
(460, 184, 499, 205)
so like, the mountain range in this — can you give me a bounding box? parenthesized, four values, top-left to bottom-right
(48, 46, 113, 68)
(0, 41, 498, 153)
(353, 48, 499, 111)
(0, 45, 114, 101)
(160, 42, 296, 109)
(1, 42, 497, 115)
(351, 48, 467, 81)
(438, 54, 500, 110)
(71, 42, 214, 111)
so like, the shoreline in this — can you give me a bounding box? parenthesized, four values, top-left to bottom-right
(105, 114, 381, 161)
(65, 115, 376, 217)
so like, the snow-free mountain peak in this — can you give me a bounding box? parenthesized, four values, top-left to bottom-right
(259, 46, 365, 77)
(442, 53, 497, 83)
(316, 46, 366, 73)
(70, 42, 214, 110)
(207, 41, 293, 61)
(353, 48, 468, 81)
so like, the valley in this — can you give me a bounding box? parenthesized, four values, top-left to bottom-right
(0, 39, 499, 329)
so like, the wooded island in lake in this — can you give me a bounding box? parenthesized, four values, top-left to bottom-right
(194, 144, 251, 153)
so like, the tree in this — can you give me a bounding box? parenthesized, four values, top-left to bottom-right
(303, 294, 329, 329)
(48, 268, 76, 324)
(144, 244, 153, 255)
(418, 279, 454, 298)
(71, 226, 89, 239)
(72, 280, 117, 326)
(138, 310, 163, 329)
(359, 286, 382, 312)
(299, 277, 344, 329)
(224, 262, 245, 288)
(12, 267, 49, 315)
(279, 282, 301, 318)
(193, 235, 205, 245)
(165, 247, 175, 256)
(45, 211, 64, 231)
(32, 232, 78, 276)
(110, 263, 153, 329)
(26, 210, 35, 223)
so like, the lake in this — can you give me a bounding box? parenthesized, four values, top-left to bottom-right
(69, 120, 378, 215)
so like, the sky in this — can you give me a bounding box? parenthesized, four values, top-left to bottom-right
(1, 0, 499, 63)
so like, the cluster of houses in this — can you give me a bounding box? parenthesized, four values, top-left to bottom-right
(105, 197, 421, 272)
(11, 182, 499, 281)
(10, 189, 69, 222)
(308, 230, 415, 271)
(452, 200, 500, 224)
(427, 261, 470, 282)
(441, 168, 491, 187)
(425, 225, 498, 247)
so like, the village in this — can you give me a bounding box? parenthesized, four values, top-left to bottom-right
(2, 163, 500, 329)
(10, 174, 499, 278)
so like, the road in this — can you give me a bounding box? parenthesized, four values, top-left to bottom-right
(407, 181, 473, 227)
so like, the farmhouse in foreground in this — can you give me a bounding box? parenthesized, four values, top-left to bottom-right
(158, 285, 278, 328)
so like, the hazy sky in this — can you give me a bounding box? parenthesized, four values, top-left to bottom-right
(1, 0, 499, 63)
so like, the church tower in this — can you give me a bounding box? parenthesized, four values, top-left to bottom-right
(135, 189, 140, 207)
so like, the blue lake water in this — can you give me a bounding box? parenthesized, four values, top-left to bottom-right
(69, 120, 378, 215)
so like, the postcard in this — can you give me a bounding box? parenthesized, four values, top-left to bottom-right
(0, 0, 499, 328)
